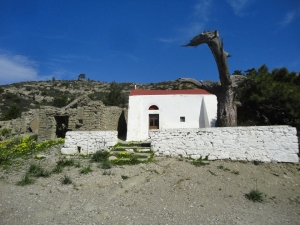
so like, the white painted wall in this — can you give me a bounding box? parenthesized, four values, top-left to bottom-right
(61, 131, 118, 155)
(149, 126, 299, 163)
(126, 94, 217, 141)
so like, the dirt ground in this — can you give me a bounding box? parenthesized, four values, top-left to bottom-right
(0, 145, 300, 225)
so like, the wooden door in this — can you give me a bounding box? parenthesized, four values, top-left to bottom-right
(149, 114, 159, 129)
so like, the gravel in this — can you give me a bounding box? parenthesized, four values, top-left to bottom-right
(0, 146, 299, 225)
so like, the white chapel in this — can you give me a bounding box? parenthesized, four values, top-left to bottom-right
(126, 89, 218, 141)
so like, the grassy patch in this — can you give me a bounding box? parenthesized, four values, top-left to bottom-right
(191, 157, 209, 167)
(114, 142, 136, 148)
(61, 174, 72, 185)
(28, 164, 51, 178)
(16, 173, 35, 186)
(52, 165, 63, 174)
(80, 165, 93, 174)
(245, 189, 265, 202)
(91, 151, 109, 163)
(56, 158, 75, 167)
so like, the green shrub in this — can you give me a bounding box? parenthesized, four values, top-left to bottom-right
(0, 136, 64, 166)
(0, 128, 11, 138)
(245, 189, 265, 202)
(52, 95, 68, 107)
(91, 151, 109, 163)
(2, 104, 21, 120)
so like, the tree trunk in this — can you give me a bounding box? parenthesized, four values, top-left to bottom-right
(216, 87, 237, 127)
(179, 30, 247, 127)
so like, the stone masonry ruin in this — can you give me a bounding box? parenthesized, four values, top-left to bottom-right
(38, 95, 127, 142)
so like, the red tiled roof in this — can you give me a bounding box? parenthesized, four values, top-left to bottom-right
(130, 89, 212, 96)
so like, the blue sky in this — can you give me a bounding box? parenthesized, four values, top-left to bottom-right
(0, 0, 299, 85)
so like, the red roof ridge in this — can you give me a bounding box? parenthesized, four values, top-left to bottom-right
(130, 89, 212, 96)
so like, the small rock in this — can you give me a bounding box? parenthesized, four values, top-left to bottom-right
(35, 154, 47, 159)
(109, 156, 117, 161)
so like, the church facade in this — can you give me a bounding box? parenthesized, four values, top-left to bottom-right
(126, 89, 218, 141)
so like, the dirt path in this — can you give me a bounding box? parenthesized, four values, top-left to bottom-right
(0, 146, 299, 225)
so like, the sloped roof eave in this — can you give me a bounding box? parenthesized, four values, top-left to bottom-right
(129, 89, 213, 96)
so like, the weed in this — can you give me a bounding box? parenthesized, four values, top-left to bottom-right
(114, 142, 135, 148)
(91, 151, 109, 162)
(191, 157, 209, 167)
(253, 160, 260, 165)
(16, 173, 35, 186)
(56, 158, 75, 167)
(245, 189, 264, 202)
(112, 154, 142, 166)
(102, 170, 111, 176)
(75, 161, 81, 168)
(80, 165, 93, 174)
(101, 160, 112, 169)
(27, 164, 51, 178)
(217, 165, 224, 170)
(36, 169, 51, 178)
(217, 165, 230, 171)
(52, 165, 63, 173)
(61, 174, 72, 185)
(28, 164, 42, 175)
(231, 170, 240, 175)
(208, 170, 217, 176)
(121, 175, 129, 180)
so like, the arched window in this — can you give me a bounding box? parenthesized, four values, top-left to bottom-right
(149, 105, 159, 110)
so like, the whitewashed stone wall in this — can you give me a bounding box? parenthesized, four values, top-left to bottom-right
(61, 131, 118, 155)
(149, 126, 299, 163)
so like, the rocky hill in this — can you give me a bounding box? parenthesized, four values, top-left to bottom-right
(0, 79, 197, 118)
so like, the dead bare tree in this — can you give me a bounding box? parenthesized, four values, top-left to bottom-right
(178, 30, 248, 127)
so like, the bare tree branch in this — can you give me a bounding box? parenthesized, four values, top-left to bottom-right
(178, 30, 249, 127)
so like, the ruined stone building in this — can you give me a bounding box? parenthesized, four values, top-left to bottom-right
(38, 95, 127, 142)
(0, 95, 127, 142)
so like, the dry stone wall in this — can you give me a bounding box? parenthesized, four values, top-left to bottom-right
(149, 126, 299, 163)
(37, 98, 125, 142)
(0, 109, 39, 135)
(61, 131, 118, 154)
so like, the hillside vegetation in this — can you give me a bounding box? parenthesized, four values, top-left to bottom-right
(0, 79, 192, 119)
(0, 65, 299, 135)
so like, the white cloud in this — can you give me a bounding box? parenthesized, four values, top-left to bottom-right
(178, 0, 212, 41)
(156, 38, 177, 43)
(279, 11, 296, 27)
(157, 0, 212, 45)
(227, 0, 253, 16)
(193, 0, 212, 21)
(0, 54, 40, 84)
